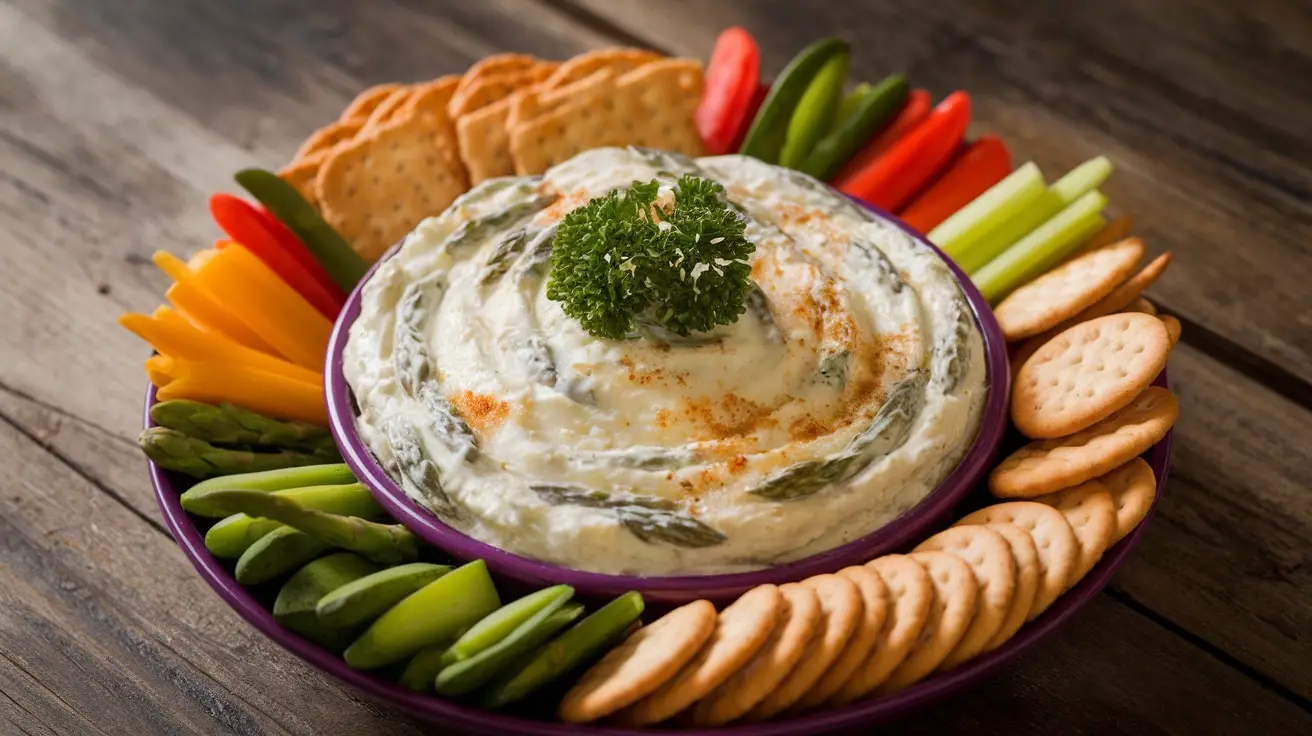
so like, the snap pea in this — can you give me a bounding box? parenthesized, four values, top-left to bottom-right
(434, 600, 584, 697)
(182, 482, 380, 519)
(316, 562, 454, 629)
(273, 553, 380, 652)
(480, 591, 645, 709)
(778, 51, 849, 170)
(739, 37, 849, 164)
(182, 463, 355, 496)
(234, 526, 330, 585)
(344, 559, 501, 670)
(234, 168, 368, 292)
(835, 83, 872, 128)
(398, 644, 449, 693)
(803, 74, 910, 180)
(442, 585, 574, 667)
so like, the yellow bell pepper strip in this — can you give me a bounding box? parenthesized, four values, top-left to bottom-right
(192, 243, 333, 370)
(778, 50, 849, 170)
(962, 155, 1113, 274)
(153, 251, 276, 354)
(739, 37, 848, 164)
(837, 91, 971, 211)
(145, 354, 175, 387)
(696, 27, 761, 155)
(156, 359, 328, 425)
(234, 168, 369, 291)
(899, 135, 1012, 233)
(117, 312, 322, 386)
(932, 162, 1048, 273)
(973, 190, 1108, 304)
(802, 74, 909, 180)
(831, 88, 930, 183)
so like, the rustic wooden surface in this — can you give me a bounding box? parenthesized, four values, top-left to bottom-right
(0, 0, 1309, 733)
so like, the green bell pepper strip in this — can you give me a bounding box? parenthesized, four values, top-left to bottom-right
(802, 74, 910, 180)
(778, 51, 849, 170)
(738, 38, 849, 164)
(234, 168, 369, 292)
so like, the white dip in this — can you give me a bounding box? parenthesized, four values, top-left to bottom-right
(344, 148, 987, 575)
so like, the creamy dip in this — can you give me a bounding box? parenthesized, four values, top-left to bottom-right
(344, 148, 987, 575)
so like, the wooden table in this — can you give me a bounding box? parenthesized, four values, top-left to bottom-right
(1, 0, 1308, 733)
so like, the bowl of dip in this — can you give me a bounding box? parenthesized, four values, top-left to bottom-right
(327, 147, 1009, 603)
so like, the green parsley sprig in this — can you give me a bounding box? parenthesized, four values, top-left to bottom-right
(546, 175, 756, 341)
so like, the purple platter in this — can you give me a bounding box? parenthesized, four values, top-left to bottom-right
(146, 198, 1174, 735)
(326, 203, 1011, 604)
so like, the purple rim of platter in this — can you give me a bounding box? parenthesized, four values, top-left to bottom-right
(324, 201, 1012, 603)
(148, 377, 1172, 735)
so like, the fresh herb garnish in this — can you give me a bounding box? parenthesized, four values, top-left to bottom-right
(545, 175, 755, 340)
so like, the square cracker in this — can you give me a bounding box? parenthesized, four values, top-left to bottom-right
(315, 76, 470, 263)
(539, 48, 663, 90)
(452, 62, 557, 184)
(508, 58, 704, 176)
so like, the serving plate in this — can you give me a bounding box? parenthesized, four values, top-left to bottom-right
(148, 376, 1171, 735)
(326, 202, 1012, 604)
(145, 199, 1173, 733)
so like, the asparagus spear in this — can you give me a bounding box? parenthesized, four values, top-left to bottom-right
(151, 400, 339, 457)
(198, 488, 418, 565)
(139, 427, 327, 479)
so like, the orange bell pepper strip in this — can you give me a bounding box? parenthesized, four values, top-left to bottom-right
(144, 354, 176, 387)
(157, 359, 328, 425)
(898, 135, 1012, 232)
(838, 91, 971, 212)
(190, 243, 333, 371)
(152, 251, 277, 354)
(118, 311, 322, 386)
(209, 193, 345, 318)
(830, 88, 930, 184)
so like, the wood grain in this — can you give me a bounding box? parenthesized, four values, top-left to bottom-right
(567, 0, 1312, 387)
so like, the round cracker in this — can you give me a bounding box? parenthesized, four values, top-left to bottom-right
(956, 502, 1079, 620)
(1124, 297, 1157, 315)
(980, 523, 1040, 650)
(993, 387, 1179, 498)
(995, 238, 1145, 341)
(827, 555, 933, 705)
(914, 526, 1017, 670)
(1033, 480, 1117, 586)
(742, 573, 861, 721)
(1013, 312, 1171, 439)
(559, 599, 716, 723)
(875, 552, 978, 694)
(293, 119, 363, 162)
(1099, 456, 1158, 543)
(619, 585, 782, 727)
(687, 583, 819, 726)
(1160, 314, 1181, 347)
(792, 566, 889, 711)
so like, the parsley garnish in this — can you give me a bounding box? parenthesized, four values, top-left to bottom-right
(546, 175, 756, 340)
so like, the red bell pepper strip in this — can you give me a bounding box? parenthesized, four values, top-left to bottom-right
(251, 204, 345, 302)
(208, 193, 345, 318)
(898, 135, 1012, 232)
(696, 27, 761, 155)
(830, 89, 931, 184)
(837, 91, 971, 212)
(727, 84, 769, 153)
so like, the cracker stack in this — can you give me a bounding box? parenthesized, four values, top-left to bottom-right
(277, 48, 705, 264)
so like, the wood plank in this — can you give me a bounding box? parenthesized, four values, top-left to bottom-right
(1112, 341, 1312, 696)
(2, 366, 1308, 736)
(566, 0, 1312, 387)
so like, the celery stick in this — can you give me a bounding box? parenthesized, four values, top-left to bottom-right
(931, 163, 1046, 263)
(1051, 156, 1112, 204)
(974, 190, 1108, 304)
(959, 189, 1062, 275)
